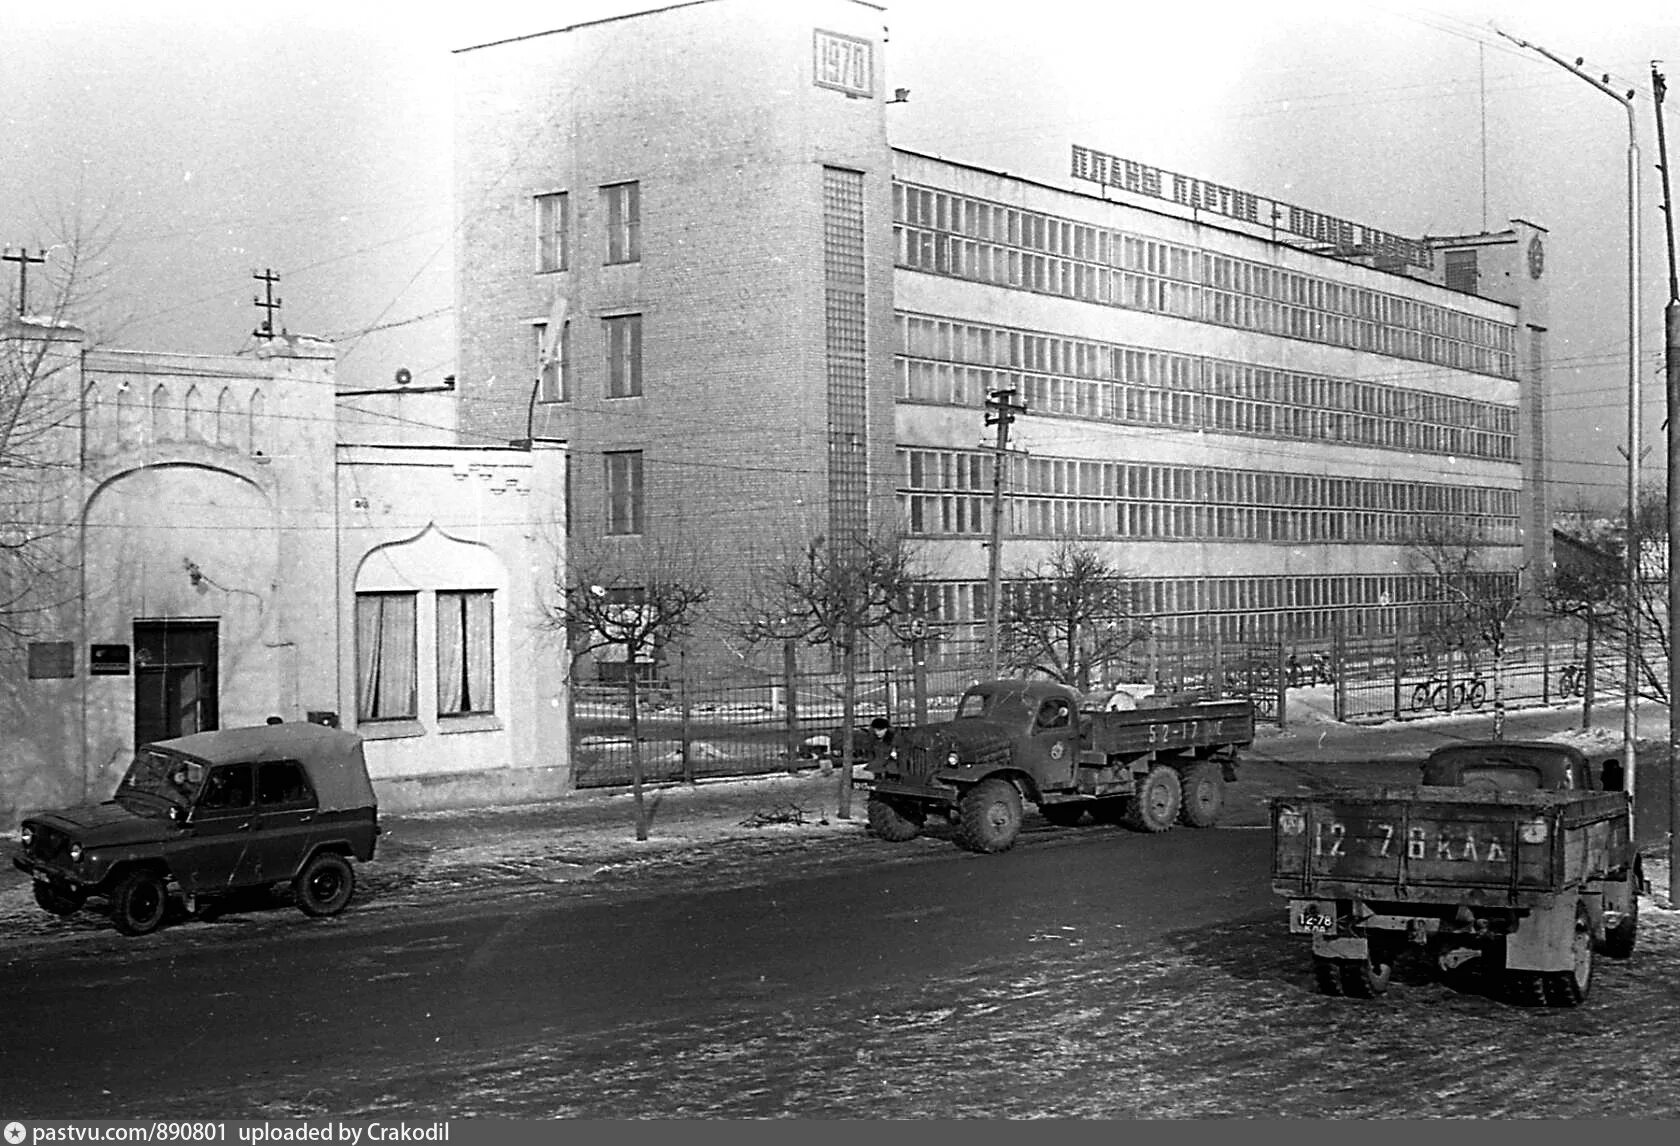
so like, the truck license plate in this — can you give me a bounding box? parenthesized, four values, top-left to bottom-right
(1290, 902, 1336, 934)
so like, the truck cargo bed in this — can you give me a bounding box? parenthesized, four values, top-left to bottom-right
(1271, 787, 1629, 905)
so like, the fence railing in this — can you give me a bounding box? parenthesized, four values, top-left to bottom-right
(567, 619, 1648, 787)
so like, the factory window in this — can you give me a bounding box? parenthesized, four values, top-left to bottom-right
(604, 450, 644, 535)
(603, 181, 641, 264)
(534, 320, 570, 403)
(536, 192, 568, 272)
(604, 314, 643, 398)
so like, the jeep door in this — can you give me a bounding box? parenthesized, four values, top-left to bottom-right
(249, 759, 319, 884)
(174, 762, 255, 894)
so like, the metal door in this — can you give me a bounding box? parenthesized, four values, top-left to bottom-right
(134, 621, 219, 745)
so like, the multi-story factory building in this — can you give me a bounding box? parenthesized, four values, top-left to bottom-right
(452, 0, 1548, 669)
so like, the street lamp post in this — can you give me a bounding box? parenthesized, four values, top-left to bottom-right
(1499, 30, 1642, 824)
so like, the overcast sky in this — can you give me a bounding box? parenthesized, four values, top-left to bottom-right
(4, 0, 1679, 508)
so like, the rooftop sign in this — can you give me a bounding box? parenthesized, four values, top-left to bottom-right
(1070, 144, 1433, 269)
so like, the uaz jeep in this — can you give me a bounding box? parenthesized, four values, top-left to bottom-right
(13, 722, 380, 935)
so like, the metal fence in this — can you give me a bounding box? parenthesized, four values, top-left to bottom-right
(1332, 623, 1651, 725)
(568, 635, 1292, 788)
(567, 618, 1651, 787)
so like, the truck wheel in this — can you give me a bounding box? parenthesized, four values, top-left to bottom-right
(110, 869, 168, 936)
(1502, 971, 1547, 1007)
(1123, 765, 1182, 833)
(957, 778, 1023, 853)
(1541, 903, 1594, 1007)
(866, 794, 924, 842)
(1177, 762, 1225, 828)
(1312, 957, 1346, 996)
(1600, 871, 1640, 959)
(33, 882, 86, 917)
(1339, 949, 1393, 998)
(294, 852, 356, 917)
(1040, 803, 1088, 827)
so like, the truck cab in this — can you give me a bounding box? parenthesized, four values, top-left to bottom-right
(1419, 741, 1615, 793)
(948, 679, 1085, 788)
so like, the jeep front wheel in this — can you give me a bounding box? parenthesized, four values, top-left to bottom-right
(33, 881, 86, 917)
(866, 794, 924, 842)
(295, 852, 356, 917)
(1124, 764, 1182, 833)
(110, 870, 168, 936)
(956, 778, 1023, 853)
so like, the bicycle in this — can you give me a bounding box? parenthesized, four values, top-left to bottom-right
(1555, 663, 1586, 699)
(1452, 671, 1487, 712)
(1410, 671, 1486, 714)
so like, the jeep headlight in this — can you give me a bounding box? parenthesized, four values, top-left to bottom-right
(947, 751, 961, 767)
(68, 843, 83, 862)
(19, 826, 33, 848)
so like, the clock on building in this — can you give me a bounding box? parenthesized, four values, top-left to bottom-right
(1527, 235, 1545, 280)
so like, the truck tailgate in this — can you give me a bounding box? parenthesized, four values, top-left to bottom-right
(1272, 788, 1627, 900)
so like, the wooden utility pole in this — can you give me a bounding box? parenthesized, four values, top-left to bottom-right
(3, 247, 47, 316)
(1651, 63, 1679, 904)
(252, 268, 282, 339)
(984, 387, 1026, 677)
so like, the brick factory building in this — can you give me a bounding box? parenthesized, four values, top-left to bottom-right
(451, 0, 1548, 675)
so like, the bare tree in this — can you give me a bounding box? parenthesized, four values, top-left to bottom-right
(743, 528, 919, 819)
(2, 204, 123, 647)
(1408, 522, 1525, 738)
(999, 541, 1150, 691)
(1548, 488, 1669, 707)
(543, 533, 713, 841)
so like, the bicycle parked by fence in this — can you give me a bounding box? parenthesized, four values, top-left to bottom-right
(1555, 663, 1587, 699)
(1409, 669, 1488, 714)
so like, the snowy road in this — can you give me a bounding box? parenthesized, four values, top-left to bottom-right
(3, 809, 1676, 1119)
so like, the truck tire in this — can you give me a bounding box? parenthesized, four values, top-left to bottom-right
(1339, 948, 1394, 998)
(1040, 802, 1088, 827)
(866, 793, 924, 842)
(957, 778, 1023, 853)
(1123, 764, 1181, 833)
(1540, 903, 1594, 1007)
(1312, 957, 1345, 996)
(1502, 971, 1547, 1007)
(110, 869, 168, 936)
(1177, 761, 1225, 828)
(1600, 866, 1640, 959)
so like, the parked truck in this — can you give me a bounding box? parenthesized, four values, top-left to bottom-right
(1271, 740, 1642, 1007)
(860, 678, 1254, 853)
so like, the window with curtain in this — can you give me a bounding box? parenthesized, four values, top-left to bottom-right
(437, 590, 495, 716)
(355, 592, 417, 721)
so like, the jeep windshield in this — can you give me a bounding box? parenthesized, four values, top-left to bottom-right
(114, 748, 202, 811)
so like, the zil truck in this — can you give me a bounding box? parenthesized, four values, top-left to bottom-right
(1270, 740, 1643, 1007)
(860, 678, 1255, 854)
